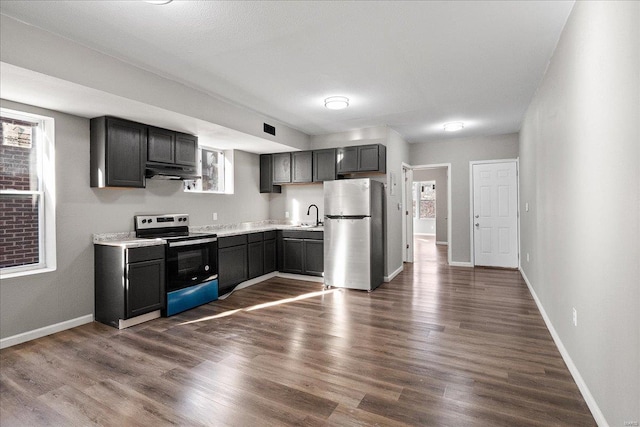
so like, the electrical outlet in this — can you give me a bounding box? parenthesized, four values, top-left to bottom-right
(212, 212, 218, 221)
(572, 308, 577, 326)
(526, 253, 530, 262)
(285, 211, 289, 218)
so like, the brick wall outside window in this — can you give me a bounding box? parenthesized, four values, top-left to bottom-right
(0, 117, 40, 269)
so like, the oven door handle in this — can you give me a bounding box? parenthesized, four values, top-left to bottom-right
(168, 237, 218, 247)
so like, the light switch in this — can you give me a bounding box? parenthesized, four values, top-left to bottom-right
(525, 202, 529, 212)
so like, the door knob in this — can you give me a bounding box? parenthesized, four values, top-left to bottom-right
(475, 223, 480, 227)
(475, 215, 479, 218)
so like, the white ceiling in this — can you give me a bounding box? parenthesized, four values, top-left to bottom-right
(0, 0, 573, 144)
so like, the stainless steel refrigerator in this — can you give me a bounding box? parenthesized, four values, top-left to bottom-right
(324, 178, 384, 291)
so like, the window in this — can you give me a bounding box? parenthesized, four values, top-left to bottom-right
(183, 146, 234, 194)
(0, 108, 56, 278)
(413, 181, 436, 219)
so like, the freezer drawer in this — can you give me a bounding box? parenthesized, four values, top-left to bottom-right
(324, 217, 373, 290)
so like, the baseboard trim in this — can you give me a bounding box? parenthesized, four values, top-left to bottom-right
(0, 314, 93, 349)
(275, 272, 324, 283)
(519, 267, 607, 427)
(435, 241, 448, 246)
(449, 261, 473, 268)
(384, 265, 403, 282)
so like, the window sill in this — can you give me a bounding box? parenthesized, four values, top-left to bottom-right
(1, 266, 56, 280)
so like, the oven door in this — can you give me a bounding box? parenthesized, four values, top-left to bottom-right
(165, 237, 218, 292)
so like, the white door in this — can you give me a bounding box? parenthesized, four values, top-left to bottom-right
(472, 161, 518, 268)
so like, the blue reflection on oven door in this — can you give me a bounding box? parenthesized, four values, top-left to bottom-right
(165, 279, 218, 317)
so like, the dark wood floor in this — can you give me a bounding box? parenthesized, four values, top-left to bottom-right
(1, 236, 595, 426)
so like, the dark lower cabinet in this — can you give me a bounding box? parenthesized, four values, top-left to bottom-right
(218, 235, 248, 295)
(278, 230, 324, 277)
(282, 238, 304, 274)
(303, 240, 324, 276)
(95, 244, 165, 328)
(248, 233, 265, 279)
(264, 237, 277, 274)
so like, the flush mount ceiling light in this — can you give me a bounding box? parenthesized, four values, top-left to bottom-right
(443, 122, 464, 132)
(145, 0, 173, 4)
(324, 96, 349, 110)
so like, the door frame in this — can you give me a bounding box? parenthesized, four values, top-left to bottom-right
(469, 158, 520, 267)
(406, 162, 452, 266)
(401, 163, 413, 263)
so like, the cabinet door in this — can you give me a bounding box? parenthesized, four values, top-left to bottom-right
(218, 245, 248, 293)
(175, 133, 197, 167)
(272, 153, 291, 183)
(313, 149, 336, 182)
(336, 146, 358, 174)
(291, 151, 312, 183)
(126, 259, 165, 318)
(105, 118, 147, 187)
(260, 154, 274, 193)
(264, 239, 277, 274)
(147, 126, 175, 164)
(248, 241, 264, 279)
(282, 238, 304, 274)
(358, 145, 380, 171)
(303, 240, 324, 276)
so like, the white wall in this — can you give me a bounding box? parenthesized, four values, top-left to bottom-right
(0, 99, 271, 340)
(410, 133, 518, 264)
(413, 168, 448, 243)
(519, 2, 639, 425)
(0, 15, 310, 152)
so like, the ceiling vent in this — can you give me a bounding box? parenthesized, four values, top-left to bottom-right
(263, 123, 276, 136)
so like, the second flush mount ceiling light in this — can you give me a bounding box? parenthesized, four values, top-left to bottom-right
(443, 122, 465, 132)
(324, 96, 349, 110)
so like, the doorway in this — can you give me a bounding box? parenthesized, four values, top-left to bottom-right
(470, 160, 519, 268)
(403, 163, 452, 265)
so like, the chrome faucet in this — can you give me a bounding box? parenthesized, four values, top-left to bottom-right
(307, 204, 320, 227)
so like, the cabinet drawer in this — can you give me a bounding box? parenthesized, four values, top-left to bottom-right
(263, 230, 276, 241)
(280, 230, 323, 240)
(126, 245, 165, 263)
(218, 234, 248, 248)
(248, 232, 264, 243)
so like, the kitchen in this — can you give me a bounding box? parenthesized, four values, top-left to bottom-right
(0, 1, 638, 426)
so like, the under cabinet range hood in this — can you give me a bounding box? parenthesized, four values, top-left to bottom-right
(145, 164, 200, 180)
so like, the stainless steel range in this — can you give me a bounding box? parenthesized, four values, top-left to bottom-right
(135, 214, 218, 316)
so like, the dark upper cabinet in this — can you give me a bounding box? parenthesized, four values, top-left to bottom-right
(313, 149, 336, 182)
(272, 153, 292, 184)
(147, 128, 197, 168)
(260, 154, 282, 193)
(336, 144, 386, 174)
(175, 133, 197, 167)
(147, 126, 175, 164)
(291, 151, 313, 183)
(90, 116, 147, 188)
(336, 146, 358, 174)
